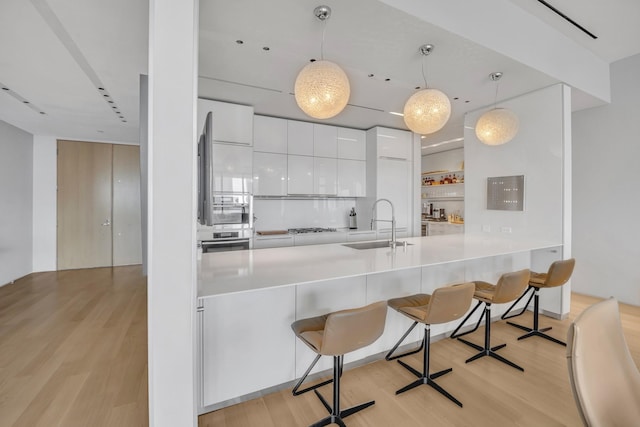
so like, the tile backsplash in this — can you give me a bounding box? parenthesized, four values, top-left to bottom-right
(253, 198, 357, 231)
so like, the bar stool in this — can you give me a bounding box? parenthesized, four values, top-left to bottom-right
(450, 269, 530, 371)
(385, 282, 475, 407)
(291, 301, 387, 427)
(502, 258, 575, 346)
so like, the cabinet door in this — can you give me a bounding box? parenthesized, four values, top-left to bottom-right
(253, 235, 294, 249)
(313, 157, 337, 195)
(313, 124, 337, 158)
(376, 157, 409, 229)
(376, 127, 412, 159)
(201, 288, 296, 407)
(253, 152, 287, 196)
(293, 232, 346, 246)
(253, 115, 287, 153)
(346, 231, 377, 242)
(287, 155, 313, 195)
(337, 127, 366, 160)
(337, 159, 366, 197)
(197, 99, 253, 145)
(287, 120, 313, 156)
(211, 143, 253, 193)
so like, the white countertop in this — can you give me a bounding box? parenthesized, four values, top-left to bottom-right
(198, 233, 560, 298)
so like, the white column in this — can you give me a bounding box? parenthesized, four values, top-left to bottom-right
(148, 0, 198, 425)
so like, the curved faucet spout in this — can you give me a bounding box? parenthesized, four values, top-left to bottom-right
(371, 198, 397, 247)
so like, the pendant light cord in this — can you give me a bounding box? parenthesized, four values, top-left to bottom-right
(320, 20, 326, 60)
(421, 56, 429, 89)
(493, 79, 499, 109)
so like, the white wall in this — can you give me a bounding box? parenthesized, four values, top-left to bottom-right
(464, 85, 568, 243)
(32, 135, 57, 272)
(147, 0, 198, 424)
(572, 53, 640, 305)
(0, 120, 33, 285)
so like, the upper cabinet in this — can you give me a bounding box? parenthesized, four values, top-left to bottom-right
(287, 121, 314, 156)
(313, 124, 337, 158)
(376, 127, 412, 159)
(254, 116, 287, 153)
(337, 128, 366, 160)
(211, 143, 253, 193)
(197, 99, 253, 145)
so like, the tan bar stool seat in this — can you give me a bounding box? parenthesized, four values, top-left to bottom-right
(502, 258, 575, 346)
(291, 301, 387, 427)
(450, 269, 530, 371)
(567, 298, 640, 426)
(385, 283, 475, 407)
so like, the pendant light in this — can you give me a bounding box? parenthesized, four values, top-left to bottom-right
(403, 44, 451, 135)
(294, 6, 350, 120)
(475, 72, 519, 146)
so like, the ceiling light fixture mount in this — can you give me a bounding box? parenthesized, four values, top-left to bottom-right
(294, 5, 350, 120)
(403, 44, 451, 135)
(475, 72, 519, 146)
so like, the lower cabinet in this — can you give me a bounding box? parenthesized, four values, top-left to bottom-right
(253, 235, 294, 249)
(427, 222, 464, 236)
(199, 287, 296, 410)
(346, 231, 377, 242)
(293, 232, 346, 246)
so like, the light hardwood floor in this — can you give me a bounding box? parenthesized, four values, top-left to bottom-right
(0, 266, 147, 427)
(1, 267, 638, 427)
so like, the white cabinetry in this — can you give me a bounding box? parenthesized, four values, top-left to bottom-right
(337, 128, 366, 160)
(197, 99, 253, 145)
(313, 124, 337, 158)
(376, 127, 412, 159)
(253, 116, 287, 153)
(211, 143, 253, 193)
(253, 234, 294, 249)
(357, 127, 416, 236)
(199, 287, 296, 409)
(253, 152, 287, 196)
(313, 157, 337, 195)
(287, 155, 314, 195)
(427, 222, 463, 236)
(293, 232, 346, 246)
(346, 231, 377, 242)
(337, 159, 366, 197)
(287, 121, 313, 155)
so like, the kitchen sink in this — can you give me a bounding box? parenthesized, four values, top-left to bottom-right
(342, 240, 412, 250)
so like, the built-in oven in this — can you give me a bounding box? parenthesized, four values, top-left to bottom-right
(198, 193, 254, 252)
(211, 194, 252, 226)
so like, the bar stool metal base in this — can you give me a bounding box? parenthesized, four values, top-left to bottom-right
(506, 291, 567, 346)
(394, 326, 463, 407)
(310, 355, 375, 427)
(457, 304, 524, 372)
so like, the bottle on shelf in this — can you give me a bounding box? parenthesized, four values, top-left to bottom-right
(452, 173, 457, 183)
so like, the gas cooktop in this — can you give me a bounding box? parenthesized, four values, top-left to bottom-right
(288, 227, 337, 234)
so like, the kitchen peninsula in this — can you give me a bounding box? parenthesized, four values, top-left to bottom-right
(197, 233, 563, 413)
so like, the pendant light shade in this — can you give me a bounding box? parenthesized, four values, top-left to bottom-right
(295, 60, 350, 119)
(294, 5, 350, 119)
(475, 72, 519, 146)
(403, 88, 451, 134)
(403, 44, 451, 135)
(475, 108, 519, 146)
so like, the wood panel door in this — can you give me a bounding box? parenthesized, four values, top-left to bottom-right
(57, 140, 113, 269)
(112, 145, 142, 266)
(57, 141, 142, 269)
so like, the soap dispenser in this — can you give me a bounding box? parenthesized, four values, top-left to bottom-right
(349, 208, 357, 229)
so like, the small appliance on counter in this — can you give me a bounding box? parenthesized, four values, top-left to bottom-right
(349, 207, 357, 229)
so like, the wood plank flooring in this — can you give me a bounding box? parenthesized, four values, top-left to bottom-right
(0, 266, 147, 427)
(1, 267, 638, 427)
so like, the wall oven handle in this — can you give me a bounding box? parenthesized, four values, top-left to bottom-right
(201, 239, 250, 246)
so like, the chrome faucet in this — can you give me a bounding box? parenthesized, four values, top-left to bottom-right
(371, 198, 396, 248)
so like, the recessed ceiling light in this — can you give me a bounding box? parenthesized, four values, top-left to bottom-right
(389, 111, 404, 116)
(98, 87, 105, 91)
(236, 40, 243, 44)
(97, 130, 104, 133)
(263, 46, 270, 51)
(2, 87, 9, 91)
(310, 58, 316, 62)
(40, 111, 46, 115)
(415, 86, 421, 90)
(23, 101, 29, 104)
(453, 97, 459, 100)
(465, 100, 470, 103)
(368, 74, 374, 77)
(103, 94, 109, 97)
(385, 78, 390, 82)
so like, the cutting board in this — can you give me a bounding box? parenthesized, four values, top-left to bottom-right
(256, 230, 289, 236)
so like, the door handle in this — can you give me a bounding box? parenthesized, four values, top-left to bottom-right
(102, 219, 111, 226)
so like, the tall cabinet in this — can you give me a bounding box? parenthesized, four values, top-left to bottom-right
(357, 127, 419, 236)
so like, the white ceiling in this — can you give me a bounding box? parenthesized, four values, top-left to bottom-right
(1, 0, 639, 153)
